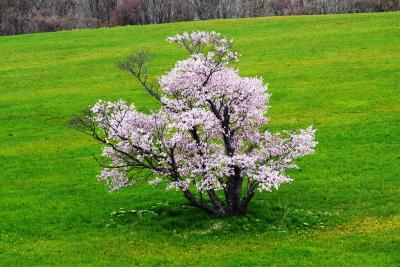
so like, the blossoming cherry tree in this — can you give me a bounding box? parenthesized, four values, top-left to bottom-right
(78, 31, 317, 217)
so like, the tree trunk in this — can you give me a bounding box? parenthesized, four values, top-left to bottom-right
(225, 166, 243, 215)
(182, 167, 253, 217)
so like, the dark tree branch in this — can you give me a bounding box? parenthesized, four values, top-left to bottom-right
(119, 50, 162, 103)
(240, 182, 258, 211)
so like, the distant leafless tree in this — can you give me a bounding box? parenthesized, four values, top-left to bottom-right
(88, 0, 117, 23)
(1, 0, 400, 35)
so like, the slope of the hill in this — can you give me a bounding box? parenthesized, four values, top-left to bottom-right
(0, 12, 399, 266)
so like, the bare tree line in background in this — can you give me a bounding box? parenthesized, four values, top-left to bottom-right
(1, 0, 399, 35)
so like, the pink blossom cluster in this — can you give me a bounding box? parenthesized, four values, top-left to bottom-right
(167, 31, 239, 62)
(90, 31, 317, 207)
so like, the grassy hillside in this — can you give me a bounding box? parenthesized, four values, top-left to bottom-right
(0, 12, 399, 266)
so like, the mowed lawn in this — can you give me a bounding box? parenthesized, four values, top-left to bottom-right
(0, 12, 399, 266)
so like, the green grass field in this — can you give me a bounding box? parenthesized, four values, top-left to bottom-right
(1, 12, 399, 266)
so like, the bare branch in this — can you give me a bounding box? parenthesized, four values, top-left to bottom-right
(119, 50, 162, 103)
